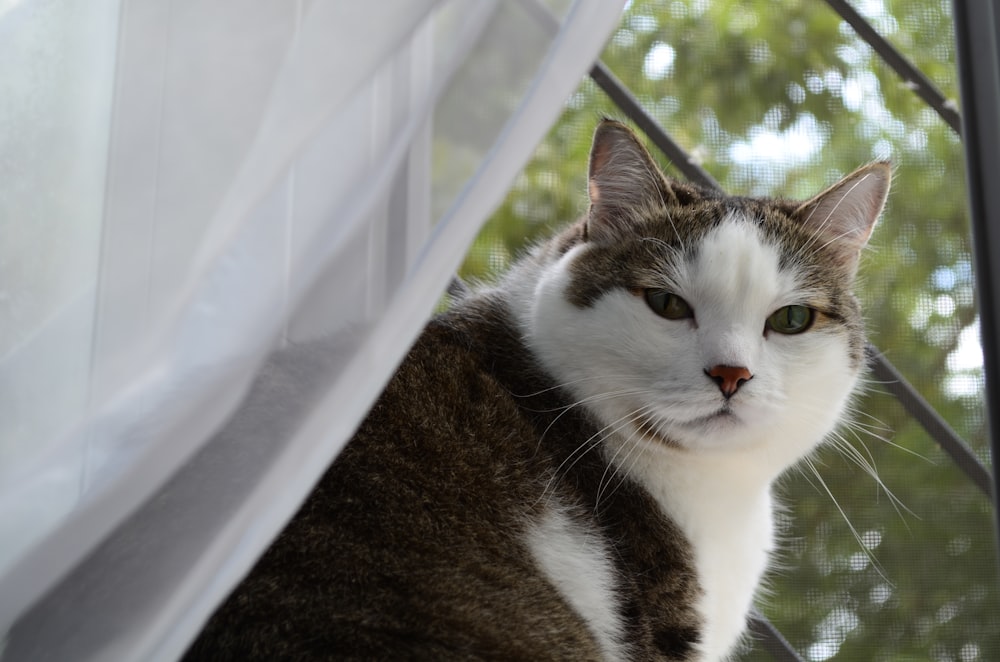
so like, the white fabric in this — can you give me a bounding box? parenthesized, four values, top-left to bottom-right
(0, 0, 625, 659)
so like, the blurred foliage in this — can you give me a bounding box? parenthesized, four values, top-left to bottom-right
(460, 1, 997, 660)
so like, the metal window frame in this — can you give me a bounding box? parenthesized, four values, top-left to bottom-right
(953, 0, 1000, 558)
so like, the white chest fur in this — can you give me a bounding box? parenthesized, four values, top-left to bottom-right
(612, 440, 776, 662)
(526, 506, 630, 661)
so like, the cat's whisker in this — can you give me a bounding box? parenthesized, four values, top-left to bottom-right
(510, 374, 647, 400)
(538, 399, 659, 507)
(826, 432, 916, 521)
(533, 388, 655, 458)
(837, 423, 882, 467)
(800, 457, 894, 586)
(523, 385, 649, 444)
(839, 403, 930, 462)
(793, 398, 928, 490)
(826, 401, 930, 462)
(842, 422, 893, 446)
(526, 386, 649, 417)
(841, 413, 894, 438)
(784, 393, 917, 530)
(593, 405, 662, 513)
(841, 419, 897, 452)
(596, 423, 656, 515)
(868, 434, 928, 461)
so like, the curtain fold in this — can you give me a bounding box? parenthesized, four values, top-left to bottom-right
(0, 0, 625, 659)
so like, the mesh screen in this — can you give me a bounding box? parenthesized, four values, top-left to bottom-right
(460, 1, 998, 660)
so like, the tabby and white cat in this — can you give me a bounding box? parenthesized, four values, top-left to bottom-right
(185, 120, 890, 661)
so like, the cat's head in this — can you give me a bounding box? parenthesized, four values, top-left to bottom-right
(520, 120, 889, 471)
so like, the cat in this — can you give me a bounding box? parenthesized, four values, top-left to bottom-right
(184, 119, 890, 661)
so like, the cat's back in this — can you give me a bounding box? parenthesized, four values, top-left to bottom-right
(184, 299, 610, 661)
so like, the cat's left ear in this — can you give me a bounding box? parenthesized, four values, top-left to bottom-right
(586, 119, 679, 243)
(792, 162, 891, 273)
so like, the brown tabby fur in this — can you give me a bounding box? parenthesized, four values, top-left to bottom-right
(184, 290, 702, 660)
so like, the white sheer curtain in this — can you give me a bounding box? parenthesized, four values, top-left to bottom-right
(0, 0, 624, 659)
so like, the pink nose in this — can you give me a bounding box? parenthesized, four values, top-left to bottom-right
(705, 365, 753, 398)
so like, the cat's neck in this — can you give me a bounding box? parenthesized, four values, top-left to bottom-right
(610, 439, 776, 661)
(605, 437, 777, 540)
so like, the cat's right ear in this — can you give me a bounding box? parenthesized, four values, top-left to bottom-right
(586, 120, 677, 243)
(791, 162, 891, 274)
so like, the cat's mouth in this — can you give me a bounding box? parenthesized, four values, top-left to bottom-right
(634, 406, 740, 448)
(685, 406, 738, 428)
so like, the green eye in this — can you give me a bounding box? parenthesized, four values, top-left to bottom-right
(644, 290, 693, 320)
(767, 305, 815, 334)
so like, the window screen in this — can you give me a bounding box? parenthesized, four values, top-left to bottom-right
(460, 1, 998, 660)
